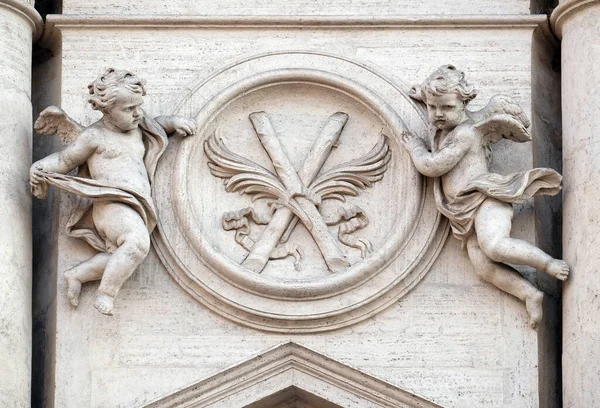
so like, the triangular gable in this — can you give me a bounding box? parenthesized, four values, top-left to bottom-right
(145, 342, 443, 408)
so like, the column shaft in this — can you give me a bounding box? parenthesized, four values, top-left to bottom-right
(552, 1, 600, 407)
(0, 1, 41, 407)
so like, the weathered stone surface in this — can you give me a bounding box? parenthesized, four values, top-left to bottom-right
(31, 68, 196, 316)
(402, 64, 567, 329)
(60, 0, 533, 16)
(145, 342, 445, 408)
(551, 1, 600, 407)
(0, 1, 41, 407)
(531, 27, 563, 408)
(151, 51, 446, 332)
(44, 19, 544, 407)
(51, 241, 539, 408)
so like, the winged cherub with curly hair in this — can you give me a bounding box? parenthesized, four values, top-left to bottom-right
(30, 68, 196, 315)
(400, 65, 569, 328)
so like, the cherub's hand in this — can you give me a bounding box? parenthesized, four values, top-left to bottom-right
(400, 131, 426, 152)
(29, 163, 48, 199)
(169, 116, 197, 138)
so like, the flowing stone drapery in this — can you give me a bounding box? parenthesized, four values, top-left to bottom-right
(551, 1, 600, 407)
(0, 1, 41, 407)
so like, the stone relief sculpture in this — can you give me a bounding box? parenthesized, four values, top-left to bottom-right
(150, 52, 447, 331)
(401, 65, 569, 328)
(29, 68, 196, 315)
(205, 111, 391, 273)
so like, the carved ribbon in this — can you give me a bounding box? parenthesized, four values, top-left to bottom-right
(222, 207, 303, 270)
(223, 203, 373, 268)
(321, 205, 373, 258)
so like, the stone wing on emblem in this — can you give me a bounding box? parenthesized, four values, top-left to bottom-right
(34, 106, 84, 143)
(470, 95, 531, 145)
(309, 134, 392, 202)
(204, 133, 290, 202)
(204, 133, 313, 228)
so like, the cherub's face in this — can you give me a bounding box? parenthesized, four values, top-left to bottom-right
(425, 91, 467, 130)
(104, 88, 144, 132)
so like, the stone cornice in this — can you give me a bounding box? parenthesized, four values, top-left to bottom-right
(47, 14, 546, 30)
(40, 14, 550, 48)
(551, 0, 600, 38)
(0, 0, 43, 41)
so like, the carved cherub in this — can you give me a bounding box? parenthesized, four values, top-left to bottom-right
(401, 65, 569, 328)
(30, 68, 196, 315)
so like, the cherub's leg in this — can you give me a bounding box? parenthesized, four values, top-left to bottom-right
(466, 235, 544, 328)
(92, 202, 151, 315)
(475, 199, 569, 281)
(64, 253, 110, 307)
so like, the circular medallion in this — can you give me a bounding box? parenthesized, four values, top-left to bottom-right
(152, 51, 448, 332)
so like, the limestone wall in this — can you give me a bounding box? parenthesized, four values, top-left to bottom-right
(41, 15, 552, 407)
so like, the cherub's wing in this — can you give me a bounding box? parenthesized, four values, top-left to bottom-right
(470, 95, 531, 144)
(204, 132, 288, 202)
(309, 135, 391, 202)
(34, 106, 84, 143)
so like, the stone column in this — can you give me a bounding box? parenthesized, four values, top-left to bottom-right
(0, 1, 42, 407)
(551, 1, 600, 407)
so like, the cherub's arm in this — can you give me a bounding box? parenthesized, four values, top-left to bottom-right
(154, 115, 196, 138)
(31, 130, 97, 175)
(400, 131, 470, 177)
(30, 130, 97, 198)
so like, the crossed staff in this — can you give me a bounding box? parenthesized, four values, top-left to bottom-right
(205, 111, 391, 274)
(244, 112, 350, 273)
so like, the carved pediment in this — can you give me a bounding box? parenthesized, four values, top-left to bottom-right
(144, 342, 442, 408)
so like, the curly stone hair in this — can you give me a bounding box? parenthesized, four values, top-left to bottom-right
(87, 68, 146, 111)
(410, 64, 478, 105)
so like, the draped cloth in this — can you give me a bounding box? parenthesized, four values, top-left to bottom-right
(434, 168, 562, 244)
(37, 115, 168, 253)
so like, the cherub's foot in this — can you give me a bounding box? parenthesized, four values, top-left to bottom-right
(93, 293, 114, 316)
(64, 270, 82, 307)
(546, 259, 570, 281)
(525, 290, 544, 330)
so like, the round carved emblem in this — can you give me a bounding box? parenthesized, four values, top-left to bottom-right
(152, 51, 448, 332)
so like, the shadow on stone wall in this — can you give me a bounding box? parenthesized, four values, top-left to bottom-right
(532, 25, 563, 408)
